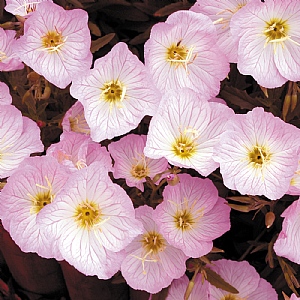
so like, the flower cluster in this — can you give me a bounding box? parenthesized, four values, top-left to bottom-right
(2, 0, 300, 298)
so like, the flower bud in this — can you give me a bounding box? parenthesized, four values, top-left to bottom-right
(265, 211, 275, 228)
(166, 173, 180, 186)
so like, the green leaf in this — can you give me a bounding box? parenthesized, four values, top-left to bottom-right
(205, 267, 239, 294)
(154, 2, 192, 17)
(91, 33, 115, 53)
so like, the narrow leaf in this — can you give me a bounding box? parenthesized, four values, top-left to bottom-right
(204, 267, 239, 294)
(91, 33, 115, 53)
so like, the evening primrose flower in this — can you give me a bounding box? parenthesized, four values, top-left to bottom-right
(153, 174, 230, 258)
(121, 205, 188, 294)
(37, 162, 142, 279)
(230, 0, 300, 88)
(108, 134, 168, 192)
(0, 28, 24, 72)
(144, 88, 234, 176)
(208, 260, 277, 299)
(190, 0, 251, 62)
(70, 42, 160, 142)
(17, 2, 92, 89)
(47, 131, 112, 172)
(273, 198, 300, 264)
(144, 10, 229, 97)
(0, 105, 44, 178)
(5, 0, 52, 17)
(214, 107, 300, 200)
(0, 156, 69, 259)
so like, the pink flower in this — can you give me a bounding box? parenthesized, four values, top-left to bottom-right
(0, 105, 44, 178)
(0, 28, 24, 72)
(108, 134, 168, 192)
(214, 107, 300, 200)
(0, 82, 12, 105)
(121, 205, 188, 294)
(230, 0, 300, 88)
(144, 88, 234, 177)
(190, 0, 251, 63)
(144, 10, 229, 97)
(17, 2, 92, 89)
(290, 294, 300, 300)
(153, 174, 230, 258)
(166, 274, 209, 300)
(0, 156, 70, 259)
(47, 131, 112, 172)
(273, 198, 300, 264)
(5, 0, 52, 17)
(37, 162, 143, 279)
(208, 259, 277, 299)
(61, 101, 90, 135)
(70, 42, 160, 142)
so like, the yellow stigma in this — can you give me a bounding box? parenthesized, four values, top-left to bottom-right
(73, 200, 104, 230)
(29, 177, 54, 214)
(166, 41, 196, 73)
(100, 80, 127, 111)
(142, 231, 166, 255)
(41, 29, 66, 53)
(131, 231, 166, 275)
(173, 209, 194, 230)
(248, 145, 271, 168)
(169, 197, 204, 231)
(264, 18, 289, 45)
(172, 127, 199, 159)
(214, 1, 247, 28)
(130, 154, 149, 180)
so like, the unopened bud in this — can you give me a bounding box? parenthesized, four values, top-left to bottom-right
(265, 211, 275, 228)
(166, 174, 180, 186)
(36, 120, 46, 128)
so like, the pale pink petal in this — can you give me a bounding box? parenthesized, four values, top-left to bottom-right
(121, 205, 188, 294)
(108, 134, 168, 191)
(166, 273, 209, 300)
(274, 199, 300, 264)
(145, 11, 229, 97)
(70, 42, 160, 142)
(0, 156, 69, 259)
(17, 2, 92, 89)
(37, 162, 142, 279)
(154, 174, 230, 258)
(0, 82, 12, 105)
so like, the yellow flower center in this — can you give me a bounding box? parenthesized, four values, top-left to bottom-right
(248, 145, 271, 167)
(173, 209, 195, 230)
(41, 29, 66, 53)
(142, 231, 166, 255)
(172, 128, 199, 159)
(166, 41, 196, 73)
(101, 80, 126, 104)
(30, 190, 53, 214)
(73, 200, 104, 230)
(130, 154, 149, 180)
(264, 18, 289, 44)
(29, 177, 54, 214)
(131, 231, 166, 275)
